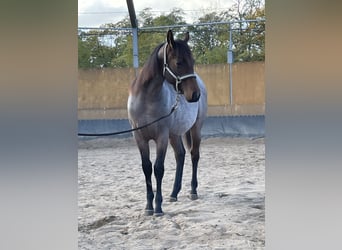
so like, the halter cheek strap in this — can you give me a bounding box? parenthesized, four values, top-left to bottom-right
(162, 43, 196, 93)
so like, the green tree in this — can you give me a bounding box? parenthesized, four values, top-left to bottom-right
(230, 0, 265, 62)
(78, 36, 92, 69)
(188, 0, 265, 64)
(78, 32, 117, 68)
(189, 11, 230, 64)
(78, 2, 265, 68)
(136, 8, 188, 65)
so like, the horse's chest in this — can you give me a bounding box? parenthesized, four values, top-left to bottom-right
(170, 97, 198, 135)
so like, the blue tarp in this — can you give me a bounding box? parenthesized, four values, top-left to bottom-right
(78, 115, 265, 139)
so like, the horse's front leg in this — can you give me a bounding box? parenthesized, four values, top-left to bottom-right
(136, 139, 154, 216)
(153, 135, 169, 216)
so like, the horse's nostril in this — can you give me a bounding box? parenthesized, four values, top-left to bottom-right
(191, 92, 200, 102)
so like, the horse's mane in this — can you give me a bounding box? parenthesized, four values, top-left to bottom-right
(136, 43, 165, 87)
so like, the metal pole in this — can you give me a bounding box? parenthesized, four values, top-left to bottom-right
(126, 0, 139, 75)
(228, 26, 233, 106)
(132, 27, 139, 75)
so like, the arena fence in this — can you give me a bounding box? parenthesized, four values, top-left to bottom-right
(78, 61, 265, 120)
(78, 18, 265, 137)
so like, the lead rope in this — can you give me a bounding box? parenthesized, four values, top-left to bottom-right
(78, 43, 191, 137)
(78, 94, 180, 137)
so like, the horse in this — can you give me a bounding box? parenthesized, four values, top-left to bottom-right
(127, 30, 207, 216)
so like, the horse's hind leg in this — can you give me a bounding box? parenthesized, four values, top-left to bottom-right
(136, 139, 154, 215)
(169, 135, 186, 202)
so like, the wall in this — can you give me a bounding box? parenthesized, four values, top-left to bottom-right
(78, 62, 264, 119)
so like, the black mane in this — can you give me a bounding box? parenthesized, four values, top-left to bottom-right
(137, 43, 165, 86)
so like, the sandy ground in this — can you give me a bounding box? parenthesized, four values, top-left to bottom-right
(78, 136, 265, 249)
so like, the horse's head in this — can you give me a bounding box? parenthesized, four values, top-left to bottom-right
(161, 30, 200, 103)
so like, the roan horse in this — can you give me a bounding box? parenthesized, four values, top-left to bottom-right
(127, 30, 207, 216)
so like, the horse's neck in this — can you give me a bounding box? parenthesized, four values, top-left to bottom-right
(130, 44, 165, 96)
(131, 64, 164, 96)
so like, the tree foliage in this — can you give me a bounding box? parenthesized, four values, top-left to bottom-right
(78, 0, 265, 68)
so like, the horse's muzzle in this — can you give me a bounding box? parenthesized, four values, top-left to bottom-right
(189, 91, 200, 102)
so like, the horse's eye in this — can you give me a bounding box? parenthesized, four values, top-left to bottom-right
(176, 61, 183, 67)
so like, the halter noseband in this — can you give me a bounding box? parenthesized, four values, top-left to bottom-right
(162, 43, 196, 93)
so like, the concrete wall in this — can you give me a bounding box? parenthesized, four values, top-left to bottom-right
(78, 62, 264, 119)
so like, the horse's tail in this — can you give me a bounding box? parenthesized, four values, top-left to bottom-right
(184, 131, 192, 150)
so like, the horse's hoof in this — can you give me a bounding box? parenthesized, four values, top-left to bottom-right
(169, 196, 177, 202)
(189, 193, 198, 200)
(154, 208, 164, 216)
(144, 209, 154, 216)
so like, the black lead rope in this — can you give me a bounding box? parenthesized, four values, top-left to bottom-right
(77, 105, 178, 137)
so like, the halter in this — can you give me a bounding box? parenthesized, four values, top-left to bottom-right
(162, 43, 196, 93)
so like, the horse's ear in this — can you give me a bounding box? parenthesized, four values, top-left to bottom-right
(184, 32, 190, 43)
(167, 30, 175, 49)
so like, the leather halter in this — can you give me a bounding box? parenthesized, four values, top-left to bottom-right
(162, 43, 196, 93)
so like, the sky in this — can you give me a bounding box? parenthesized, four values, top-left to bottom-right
(78, 0, 235, 27)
